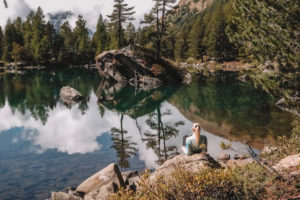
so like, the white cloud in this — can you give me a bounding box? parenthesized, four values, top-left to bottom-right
(0, 0, 161, 31)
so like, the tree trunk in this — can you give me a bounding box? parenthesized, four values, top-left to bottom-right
(156, 9, 161, 60)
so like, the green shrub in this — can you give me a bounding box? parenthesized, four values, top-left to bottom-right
(110, 166, 273, 200)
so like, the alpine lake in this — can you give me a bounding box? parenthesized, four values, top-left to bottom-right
(0, 68, 293, 200)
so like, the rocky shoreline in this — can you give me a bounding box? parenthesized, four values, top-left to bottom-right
(48, 152, 300, 200)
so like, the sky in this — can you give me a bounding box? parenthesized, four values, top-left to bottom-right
(0, 0, 179, 32)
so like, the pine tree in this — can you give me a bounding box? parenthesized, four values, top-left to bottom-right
(23, 11, 34, 60)
(0, 26, 3, 59)
(12, 17, 24, 45)
(40, 22, 55, 63)
(107, 0, 135, 49)
(152, 0, 162, 59)
(73, 15, 92, 63)
(188, 17, 206, 61)
(31, 7, 46, 63)
(2, 19, 15, 61)
(228, 0, 300, 68)
(125, 22, 135, 45)
(161, 0, 176, 33)
(205, 2, 234, 62)
(110, 114, 137, 168)
(59, 21, 73, 63)
(10, 42, 26, 62)
(92, 15, 109, 55)
(174, 29, 189, 60)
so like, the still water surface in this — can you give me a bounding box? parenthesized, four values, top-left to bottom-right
(0, 68, 293, 200)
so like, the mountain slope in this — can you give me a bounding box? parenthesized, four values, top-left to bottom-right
(177, 0, 214, 12)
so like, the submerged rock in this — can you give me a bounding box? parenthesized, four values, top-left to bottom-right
(60, 86, 85, 104)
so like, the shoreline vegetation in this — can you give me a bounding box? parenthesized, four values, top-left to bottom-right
(1, 0, 299, 199)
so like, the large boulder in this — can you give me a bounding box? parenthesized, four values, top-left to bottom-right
(60, 86, 85, 104)
(83, 184, 115, 200)
(122, 171, 139, 192)
(95, 49, 155, 84)
(273, 154, 300, 172)
(149, 153, 220, 183)
(77, 163, 125, 195)
(95, 47, 184, 89)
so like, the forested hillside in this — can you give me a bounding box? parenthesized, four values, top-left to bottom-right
(0, 0, 299, 71)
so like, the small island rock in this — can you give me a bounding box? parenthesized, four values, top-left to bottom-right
(60, 86, 85, 104)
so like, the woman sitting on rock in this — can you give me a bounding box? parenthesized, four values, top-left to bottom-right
(182, 123, 208, 156)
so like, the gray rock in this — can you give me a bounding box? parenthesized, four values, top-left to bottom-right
(122, 171, 139, 185)
(275, 97, 300, 117)
(182, 72, 192, 84)
(261, 146, 278, 154)
(219, 158, 255, 169)
(83, 184, 115, 200)
(217, 153, 230, 161)
(95, 49, 155, 85)
(60, 86, 85, 104)
(149, 153, 220, 183)
(77, 163, 125, 194)
(234, 154, 249, 160)
(121, 171, 139, 191)
(50, 192, 83, 200)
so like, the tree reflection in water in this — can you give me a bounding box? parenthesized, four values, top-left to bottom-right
(143, 107, 184, 165)
(110, 114, 138, 168)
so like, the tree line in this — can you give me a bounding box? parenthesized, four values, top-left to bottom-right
(138, 0, 299, 69)
(0, 0, 299, 69)
(0, 0, 136, 65)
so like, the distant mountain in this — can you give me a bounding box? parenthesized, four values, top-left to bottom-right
(47, 11, 74, 30)
(47, 11, 94, 37)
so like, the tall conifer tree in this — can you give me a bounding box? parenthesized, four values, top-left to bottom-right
(107, 0, 135, 49)
(92, 15, 109, 55)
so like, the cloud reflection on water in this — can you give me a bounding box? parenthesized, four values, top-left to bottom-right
(0, 92, 249, 169)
